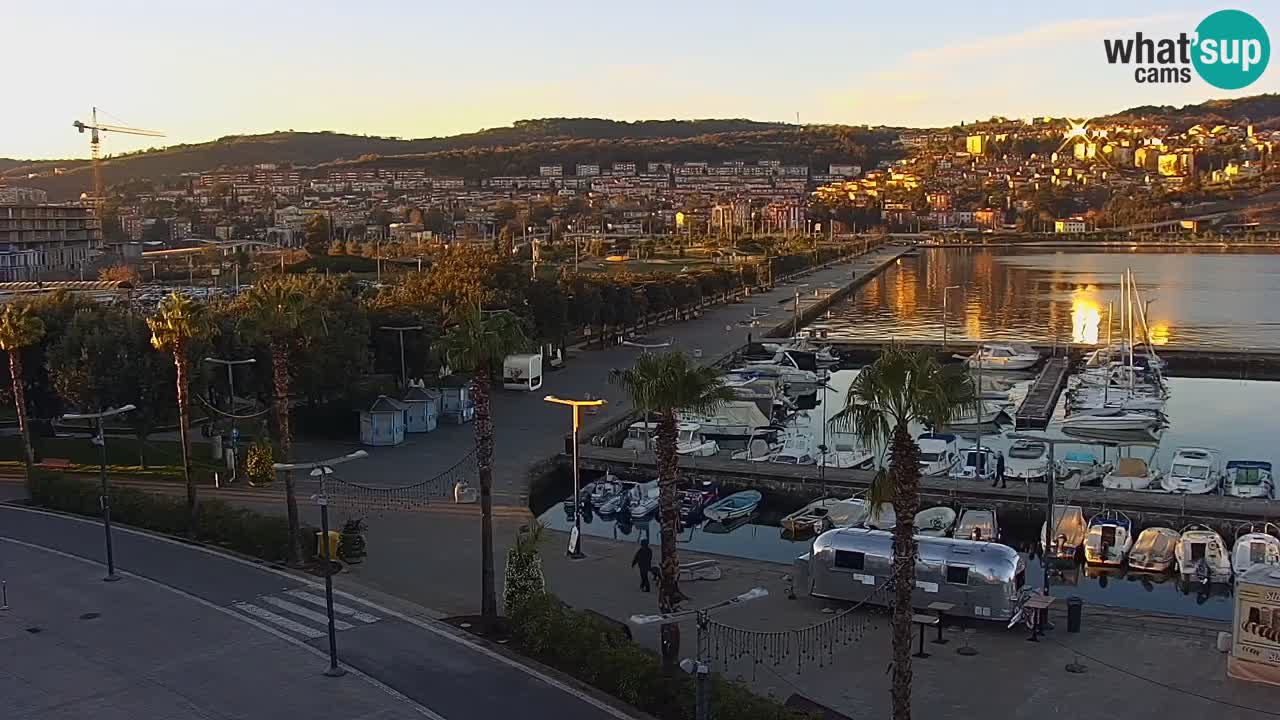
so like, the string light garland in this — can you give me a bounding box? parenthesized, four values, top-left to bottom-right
(326, 447, 478, 514)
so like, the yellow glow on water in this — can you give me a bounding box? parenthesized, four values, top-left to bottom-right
(1071, 292, 1102, 345)
(1148, 324, 1171, 346)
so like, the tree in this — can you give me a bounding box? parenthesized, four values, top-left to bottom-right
(0, 303, 45, 486)
(839, 347, 976, 720)
(237, 276, 327, 563)
(304, 214, 330, 256)
(98, 264, 141, 285)
(439, 304, 528, 621)
(148, 293, 211, 533)
(609, 351, 734, 669)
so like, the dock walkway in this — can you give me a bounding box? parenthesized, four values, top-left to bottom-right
(1015, 357, 1070, 429)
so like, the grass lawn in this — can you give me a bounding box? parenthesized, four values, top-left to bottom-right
(0, 436, 219, 482)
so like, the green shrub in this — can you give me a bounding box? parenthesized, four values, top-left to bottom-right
(503, 522, 547, 617)
(507, 593, 812, 720)
(29, 473, 315, 564)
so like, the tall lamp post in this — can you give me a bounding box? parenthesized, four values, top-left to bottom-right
(273, 450, 367, 677)
(1004, 431, 1067, 594)
(941, 285, 961, 348)
(544, 395, 606, 558)
(631, 587, 769, 720)
(378, 325, 424, 389)
(62, 404, 136, 582)
(204, 357, 256, 483)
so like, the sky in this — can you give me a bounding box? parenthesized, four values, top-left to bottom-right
(4, 0, 1278, 159)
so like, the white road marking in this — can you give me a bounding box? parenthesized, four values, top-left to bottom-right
(284, 589, 380, 623)
(261, 595, 354, 630)
(233, 601, 326, 639)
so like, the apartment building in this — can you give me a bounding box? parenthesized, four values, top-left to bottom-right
(0, 203, 101, 280)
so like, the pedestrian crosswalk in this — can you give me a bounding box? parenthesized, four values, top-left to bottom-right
(232, 589, 382, 640)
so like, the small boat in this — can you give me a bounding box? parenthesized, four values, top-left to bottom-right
(679, 481, 719, 522)
(678, 401, 771, 442)
(1159, 447, 1223, 495)
(702, 490, 763, 522)
(917, 433, 960, 476)
(589, 476, 626, 508)
(1233, 524, 1280, 578)
(1040, 505, 1087, 561)
(769, 436, 816, 466)
(1175, 524, 1232, 584)
(1006, 439, 1051, 482)
(963, 343, 1041, 371)
(1128, 527, 1180, 573)
(676, 422, 719, 457)
(730, 428, 783, 461)
(954, 506, 998, 542)
(563, 480, 598, 513)
(1063, 407, 1164, 433)
(949, 446, 999, 482)
(824, 498, 872, 528)
(1083, 510, 1134, 567)
(816, 446, 876, 470)
(865, 503, 896, 530)
(629, 481, 660, 518)
(914, 507, 956, 537)
(620, 421, 657, 453)
(1102, 457, 1159, 491)
(943, 401, 1009, 427)
(1224, 460, 1274, 499)
(781, 497, 840, 536)
(1059, 451, 1110, 486)
(596, 481, 638, 515)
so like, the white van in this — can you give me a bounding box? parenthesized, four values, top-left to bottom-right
(502, 353, 543, 391)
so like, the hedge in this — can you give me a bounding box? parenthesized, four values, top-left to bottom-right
(509, 593, 813, 720)
(28, 473, 316, 564)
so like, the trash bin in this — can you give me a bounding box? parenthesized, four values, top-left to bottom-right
(316, 530, 341, 559)
(1067, 596, 1083, 633)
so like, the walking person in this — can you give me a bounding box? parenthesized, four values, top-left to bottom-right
(993, 451, 1007, 488)
(632, 538, 653, 592)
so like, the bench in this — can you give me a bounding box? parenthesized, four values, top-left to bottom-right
(911, 614, 939, 658)
(39, 458, 73, 470)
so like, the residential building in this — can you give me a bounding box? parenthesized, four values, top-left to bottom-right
(1055, 218, 1086, 233)
(0, 187, 49, 205)
(966, 135, 986, 155)
(828, 164, 861, 177)
(538, 165, 563, 178)
(575, 164, 600, 177)
(0, 203, 101, 280)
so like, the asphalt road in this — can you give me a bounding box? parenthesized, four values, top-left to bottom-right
(0, 504, 632, 720)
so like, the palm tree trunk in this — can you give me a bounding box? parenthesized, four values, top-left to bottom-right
(174, 344, 197, 536)
(654, 410, 682, 669)
(9, 351, 33, 488)
(272, 343, 301, 564)
(889, 422, 921, 720)
(472, 371, 498, 619)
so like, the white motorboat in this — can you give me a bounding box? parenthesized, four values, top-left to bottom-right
(676, 422, 719, 457)
(730, 427, 783, 462)
(596, 481, 638, 515)
(954, 506, 998, 542)
(1083, 341, 1166, 372)
(1059, 451, 1111, 486)
(731, 350, 820, 386)
(702, 490, 762, 522)
(964, 343, 1041, 371)
(949, 446, 1000, 482)
(816, 447, 876, 470)
(914, 507, 956, 537)
(1128, 527, 1180, 573)
(629, 481, 660, 518)
(1224, 460, 1273, 499)
(678, 401, 770, 442)
(1233, 524, 1280, 579)
(1040, 505, 1086, 561)
(1006, 439, 1051, 482)
(769, 435, 816, 466)
(762, 338, 840, 367)
(1083, 510, 1134, 567)
(1159, 447, 1223, 495)
(824, 498, 872, 528)
(916, 433, 960, 476)
(1175, 524, 1232, 584)
(588, 476, 626, 508)
(944, 400, 1009, 427)
(1102, 457, 1159, 491)
(1063, 406, 1164, 433)
(621, 421, 656, 453)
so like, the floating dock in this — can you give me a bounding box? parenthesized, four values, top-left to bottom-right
(1014, 357, 1071, 429)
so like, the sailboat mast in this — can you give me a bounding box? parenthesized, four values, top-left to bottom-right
(1126, 269, 1135, 392)
(1105, 301, 1113, 405)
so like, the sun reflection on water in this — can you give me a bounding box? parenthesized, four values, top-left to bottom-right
(1071, 291, 1102, 345)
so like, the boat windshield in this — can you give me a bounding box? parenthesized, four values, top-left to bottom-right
(1172, 463, 1209, 479)
(773, 455, 799, 464)
(1009, 443, 1045, 459)
(678, 430, 696, 443)
(1251, 542, 1269, 564)
(919, 452, 941, 462)
(1235, 468, 1266, 485)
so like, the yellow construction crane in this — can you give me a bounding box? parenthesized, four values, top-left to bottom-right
(72, 107, 164, 216)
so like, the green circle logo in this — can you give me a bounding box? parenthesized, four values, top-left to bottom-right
(1193, 10, 1270, 90)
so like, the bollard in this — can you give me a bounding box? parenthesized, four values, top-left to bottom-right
(1, 580, 8, 611)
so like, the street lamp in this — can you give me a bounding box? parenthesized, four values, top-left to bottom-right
(1004, 431, 1065, 594)
(273, 450, 368, 677)
(942, 285, 961, 348)
(378, 325, 424, 389)
(204, 357, 256, 483)
(631, 587, 769, 720)
(544, 394, 607, 558)
(62, 404, 136, 582)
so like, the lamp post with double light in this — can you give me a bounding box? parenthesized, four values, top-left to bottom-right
(203, 357, 256, 483)
(544, 394, 606, 558)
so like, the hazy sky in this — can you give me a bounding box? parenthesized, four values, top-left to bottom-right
(4, 0, 1277, 159)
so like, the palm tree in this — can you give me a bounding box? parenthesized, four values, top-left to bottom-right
(148, 293, 209, 533)
(840, 346, 976, 720)
(0, 303, 45, 488)
(440, 303, 528, 621)
(609, 351, 734, 669)
(239, 277, 323, 564)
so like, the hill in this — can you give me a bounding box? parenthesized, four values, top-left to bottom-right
(1106, 93, 1280, 130)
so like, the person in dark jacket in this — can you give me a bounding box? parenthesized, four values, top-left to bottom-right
(993, 452, 1007, 488)
(632, 538, 653, 592)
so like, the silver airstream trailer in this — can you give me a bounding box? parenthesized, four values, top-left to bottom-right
(798, 527, 1028, 622)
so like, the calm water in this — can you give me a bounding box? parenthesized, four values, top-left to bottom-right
(805, 247, 1280, 348)
(538, 373, 1280, 621)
